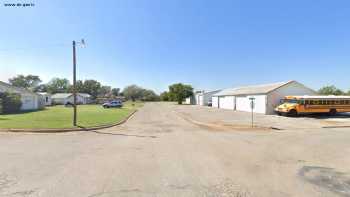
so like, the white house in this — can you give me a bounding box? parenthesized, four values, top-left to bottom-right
(51, 93, 92, 105)
(0, 81, 45, 111)
(212, 81, 317, 114)
(38, 92, 52, 106)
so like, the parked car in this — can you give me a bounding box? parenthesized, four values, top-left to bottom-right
(208, 101, 212, 107)
(65, 102, 74, 107)
(102, 100, 123, 108)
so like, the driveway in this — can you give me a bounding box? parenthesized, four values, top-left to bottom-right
(175, 104, 350, 130)
(0, 102, 350, 197)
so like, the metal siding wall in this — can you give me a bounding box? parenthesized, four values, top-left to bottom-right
(267, 82, 317, 114)
(20, 94, 36, 110)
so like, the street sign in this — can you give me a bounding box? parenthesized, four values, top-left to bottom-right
(249, 97, 255, 109)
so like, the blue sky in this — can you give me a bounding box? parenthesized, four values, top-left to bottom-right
(0, 0, 349, 93)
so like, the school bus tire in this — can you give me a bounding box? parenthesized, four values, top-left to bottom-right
(287, 109, 298, 117)
(329, 109, 337, 116)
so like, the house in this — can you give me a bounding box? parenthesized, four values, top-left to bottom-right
(212, 81, 317, 114)
(0, 81, 45, 110)
(38, 92, 52, 106)
(51, 93, 92, 105)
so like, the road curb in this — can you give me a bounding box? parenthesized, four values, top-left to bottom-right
(322, 125, 350, 129)
(0, 109, 138, 133)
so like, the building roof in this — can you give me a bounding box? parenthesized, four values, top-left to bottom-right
(199, 90, 221, 96)
(0, 81, 39, 96)
(51, 93, 72, 99)
(52, 93, 92, 99)
(78, 93, 91, 98)
(214, 81, 315, 96)
(37, 92, 51, 95)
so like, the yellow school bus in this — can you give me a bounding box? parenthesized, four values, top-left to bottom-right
(275, 95, 350, 116)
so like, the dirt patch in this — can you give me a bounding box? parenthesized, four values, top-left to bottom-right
(176, 111, 272, 132)
(204, 179, 253, 197)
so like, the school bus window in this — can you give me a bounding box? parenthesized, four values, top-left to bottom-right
(276, 97, 350, 115)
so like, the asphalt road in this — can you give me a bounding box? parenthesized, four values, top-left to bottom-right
(1, 102, 350, 197)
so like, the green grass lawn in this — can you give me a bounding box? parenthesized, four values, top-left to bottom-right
(0, 102, 143, 129)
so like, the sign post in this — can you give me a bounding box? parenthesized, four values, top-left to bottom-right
(249, 97, 255, 128)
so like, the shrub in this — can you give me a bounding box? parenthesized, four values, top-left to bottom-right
(0, 92, 22, 114)
(0, 98, 2, 114)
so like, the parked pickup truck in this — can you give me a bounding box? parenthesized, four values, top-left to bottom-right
(102, 100, 123, 108)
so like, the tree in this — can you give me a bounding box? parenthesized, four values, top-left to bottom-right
(46, 78, 70, 94)
(168, 83, 193, 104)
(0, 92, 22, 114)
(122, 85, 144, 101)
(141, 89, 160, 101)
(318, 85, 344, 95)
(76, 80, 85, 93)
(82, 80, 101, 99)
(160, 91, 170, 101)
(9, 74, 41, 90)
(98, 86, 112, 97)
(111, 88, 120, 96)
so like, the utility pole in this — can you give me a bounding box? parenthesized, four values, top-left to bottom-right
(72, 40, 77, 126)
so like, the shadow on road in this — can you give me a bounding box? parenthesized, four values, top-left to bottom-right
(302, 113, 350, 119)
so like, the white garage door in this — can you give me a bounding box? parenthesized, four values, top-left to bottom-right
(212, 96, 219, 108)
(218, 96, 235, 110)
(198, 95, 204, 106)
(236, 95, 266, 114)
